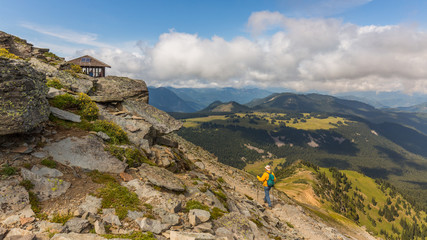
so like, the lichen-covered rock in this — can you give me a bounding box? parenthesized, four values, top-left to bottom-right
(0, 58, 49, 135)
(137, 163, 186, 192)
(21, 168, 71, 201)
(90, 76, 148, 103)
(215, 212, 268, 240)
(123, 99, 182, 135)
(0, 179, 30, 221)
(54, 70, 95, 94)
(43, 135, 127, 173)
(0, 31, 33, 58)
(3, 228, 36, 240)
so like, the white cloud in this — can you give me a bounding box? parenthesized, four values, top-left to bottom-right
(26, 12, 427, 94)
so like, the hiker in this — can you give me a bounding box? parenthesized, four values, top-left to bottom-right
(257, 165, 276, 209)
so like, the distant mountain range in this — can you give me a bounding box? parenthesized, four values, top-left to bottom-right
(148, 87, 273, 112)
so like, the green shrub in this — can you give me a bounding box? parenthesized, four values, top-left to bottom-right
(105, 145, 154, 168)
(41, 158, 57, 168)
(70, 64, 83, 74)
(51, 213, 73, 225)
(250, 218, 263, 228)
(1, 164, 17, 176)
(49, 94, 78, 109)
(29, 191, 41, 213)
(217, 177, 225, 184)
(20, 180, 34, 191)
(91, 120, 128, 144)
(96, 182, 141, 220)
(185, 200, 210, 212)
(0, 48, 21, 59)
(46, 78, 64, 89)
(77, 93, 98, 121)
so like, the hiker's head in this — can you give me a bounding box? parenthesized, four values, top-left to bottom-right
(265, 165, 271, 171)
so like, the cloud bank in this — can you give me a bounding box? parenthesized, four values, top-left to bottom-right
(67, 11, 427, 93)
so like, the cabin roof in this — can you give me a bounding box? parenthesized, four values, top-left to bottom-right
(68, 55, 111, 68)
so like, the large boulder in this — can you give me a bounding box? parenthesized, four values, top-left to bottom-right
(123, 99, 182, 135)
(53, 70, 95, 94)
(43, 135, 127, 173)
(90, 76, 148, 103)
(0, 58, 49, 135)
(137, 163, 186, 192)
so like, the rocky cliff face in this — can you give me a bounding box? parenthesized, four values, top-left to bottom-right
(0, 58, 49, 135)
(0, 32, 377, 240)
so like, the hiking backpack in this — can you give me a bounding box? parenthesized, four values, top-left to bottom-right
(267, 173, 275, 187)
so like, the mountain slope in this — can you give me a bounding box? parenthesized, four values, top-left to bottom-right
(200, 101, 251, 113)
(148, 87, 200, 112)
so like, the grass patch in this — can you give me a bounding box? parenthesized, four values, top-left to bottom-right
(49, 93, 78, 109)
(211, 207, 225, 220)
(102, 231, 156, 240)
(88, 170, 117, 184)
(29, 191, 41, 214)
(46, 78, 64, 89)
(92, 120, 129, 144)
(20, 180, 34, 191)
(51, 213, 74, 225)
(41, 158, 57, 169)
(185, 200, 210, 212)
(217, 177, 225, 184)
(182, 115, 227, 128)
(1, 164, 17, 177)
(96, 182, 140, 220)
(77, 93, 98, 121)
(286, 221, 294, 228)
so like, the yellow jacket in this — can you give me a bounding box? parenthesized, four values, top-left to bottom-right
(257, 170, 275, 187)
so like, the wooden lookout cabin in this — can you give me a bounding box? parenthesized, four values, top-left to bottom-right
(68, 55, 111, 78)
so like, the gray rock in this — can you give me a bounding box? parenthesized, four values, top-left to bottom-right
(50, 233, 106, 240)
(205, 190, 227, 212)
(94, 220, 106, 235)
(122, 179, 161, 199)
(136, 217, 165, 234)
(1, 215, 19, 226)
(78, 195, 102, 214)
(38, 220, 65, 234)
(194, 161, 205, 170)
(138, 163, 186, 192)
(47, 87, 65, 98)
(127, 210, 145, 220)
(215, 212, 269, 240)
(21, 168, 70, 201)
(4, 228, 35, 240)
(0, 226, 6, 239)
(155, 136, 178, 148)
(43, 135, 127, 173)
(101, 208, 121, 226)
(194, 222, 213, 234)
(90, 76, 148, 103)
(123, 99, 182, 135)
(31, 165, 63, 178)
(189, 209, 210, 226)
(63, 218, 91, 233)
(0, 58, 49, 135)
(169, 231, 215, 240)
(215, 227, 233, 238)
(0, 31, 34, 58)
(53, 70, 95, 94)
(50, 107, 81, 123)
(97, 106, 153, 150)
(95, 131, 110, 141)
(0, 179, 29, 220)
(154, 208, 180, 226)
(31, 151, 47, 158)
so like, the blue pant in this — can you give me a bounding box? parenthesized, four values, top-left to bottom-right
(264, 186, 272, 207)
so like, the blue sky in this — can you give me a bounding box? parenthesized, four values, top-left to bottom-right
(2, 0, 427, 93)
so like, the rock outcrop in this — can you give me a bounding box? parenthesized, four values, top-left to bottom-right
(0, 58, 49, 135)
(90, 76, 148, 103)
